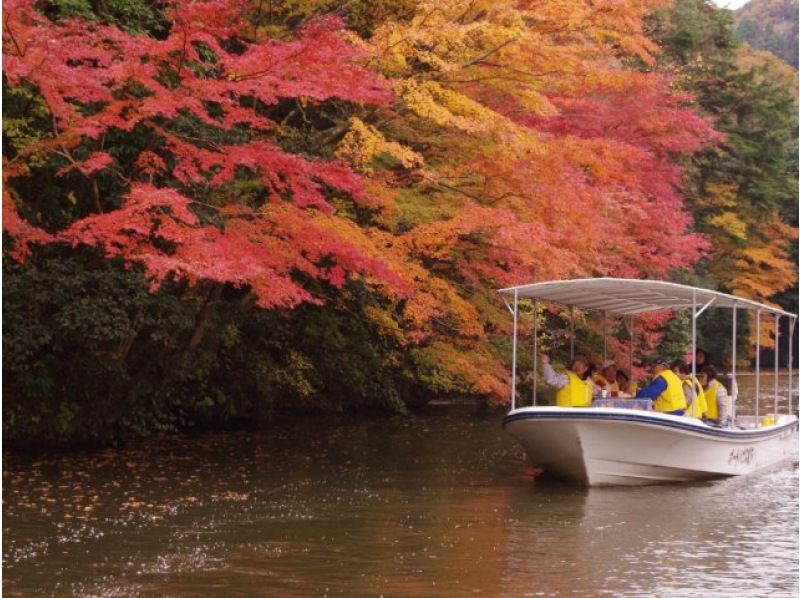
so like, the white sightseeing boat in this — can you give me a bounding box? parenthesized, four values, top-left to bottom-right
(499, 278, 798, 486)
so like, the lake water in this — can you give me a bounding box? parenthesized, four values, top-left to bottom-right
(4, 375, 798, 596)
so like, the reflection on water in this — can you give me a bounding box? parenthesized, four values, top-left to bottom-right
(734, 372, 799, 417)
(4, 404, 798, 596)
(504, 470, 799, 596)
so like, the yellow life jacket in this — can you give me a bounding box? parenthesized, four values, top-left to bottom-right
(654, 370, 687, 413)
(705, 379, 722, 420)
(683, 377, 707, 418)
(556, 371, 592, 408)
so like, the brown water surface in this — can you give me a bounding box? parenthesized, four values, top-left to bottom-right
(4, 395, 798, 596)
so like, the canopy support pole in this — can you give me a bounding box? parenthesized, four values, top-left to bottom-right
(511, 289, 518, 411)
(691, 289, 697, 389)
(511, 289, 519, 411)
(569, 306, 575, 361)
(694, 297, 717, 319)
(756, 309, 761, 424)
(732, 302, 738, 423)
(602, 310, 607, 362)
(774, 314, 780, 417)
(533, 299, 539, 407)
(690, 293, 716, 417)
(629, 316, 635, 381)
(789, 317, 796, 416)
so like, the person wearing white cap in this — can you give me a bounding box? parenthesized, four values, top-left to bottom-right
(593, 359, 619, 395)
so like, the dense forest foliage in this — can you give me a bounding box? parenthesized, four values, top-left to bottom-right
(3, 0, 797, 447)
(736, 0, 799, 68)
(649, 0, 798, 364)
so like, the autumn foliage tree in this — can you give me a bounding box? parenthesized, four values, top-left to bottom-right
(3, 0, 767, 446)
(649, 0, 798, 358)
(3, 0, 422, 444)
(3, 0, 409, 307)
(329, 0, 719, 396)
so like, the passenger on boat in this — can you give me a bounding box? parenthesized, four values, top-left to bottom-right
(635, 358, 687, 415)
(583, 362, 597, 383)
(540, 354, 593, 407)
(615, 369, 638, 396)
(698, 365, 731, 427)
(593, 360, 620, 394)
(689, 347, 710, 372)
(671, 360, 707, 418)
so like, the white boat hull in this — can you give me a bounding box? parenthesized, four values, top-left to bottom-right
(504, 407, 798, 486)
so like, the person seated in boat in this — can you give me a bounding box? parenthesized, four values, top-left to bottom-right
(583, 361, 597, 382)
(689, 347, 710, 372)
(671, 359, 707, 419)
(540, 354, 593, 407)
(698, 365, 731, 427)
(585, 362, 607, 398)
(593, 360, 620, 395)
(635, 358, 687, 415)
(615, 369, 637, 396)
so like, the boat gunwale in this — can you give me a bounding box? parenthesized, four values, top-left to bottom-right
(502, 407, 798, 440)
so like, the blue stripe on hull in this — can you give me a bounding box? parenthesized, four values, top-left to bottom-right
(502, 409, 798, 440)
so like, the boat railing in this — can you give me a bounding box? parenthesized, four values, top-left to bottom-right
(500, 279, 798, 426)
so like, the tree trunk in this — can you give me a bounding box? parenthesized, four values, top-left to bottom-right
(181, 282, 224, 362)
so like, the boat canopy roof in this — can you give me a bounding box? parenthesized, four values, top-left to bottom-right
(498, 278, 796, 318)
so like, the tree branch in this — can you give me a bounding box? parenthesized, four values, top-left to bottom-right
(458, 37, 518, 71)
